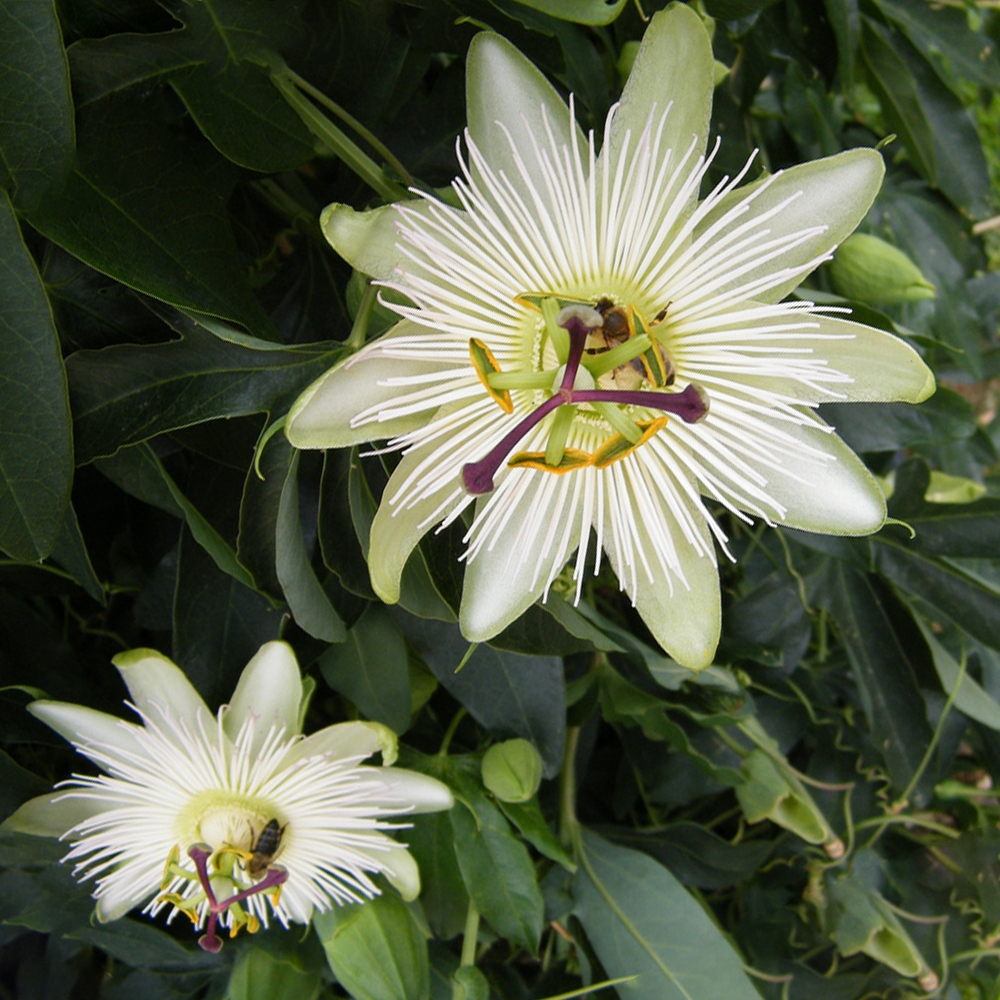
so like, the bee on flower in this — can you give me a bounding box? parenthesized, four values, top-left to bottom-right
(285, 5, 934, 669)
(2, 642, 453, 952)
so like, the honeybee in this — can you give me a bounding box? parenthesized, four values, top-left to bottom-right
(585, 298, 674, 391)
(246, 818, 286, 879)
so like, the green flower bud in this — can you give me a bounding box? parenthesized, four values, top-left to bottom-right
(736, 750, 842, 856)
(925, 470, 986, 504)
(828, 877, 936, 986)
(828, 233, 935, 306)
(452, 966, 489, 1000)
(481, 739, 542, 803)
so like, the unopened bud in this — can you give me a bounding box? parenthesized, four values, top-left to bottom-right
(482, 739, 542, 803)
(829, 233, 935, 306)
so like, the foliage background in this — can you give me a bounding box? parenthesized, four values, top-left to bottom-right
(2, 0, 1000, 997)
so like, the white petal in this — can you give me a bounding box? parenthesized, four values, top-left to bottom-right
(368, 440, 467, 605)
(223, 641, 303, 749)
(600, 479, 721, 670)
(286, 321, 459, 450)
(95, 882, 148, 923)
(693, 149, 885, 303)
(111, 648, 213, 734)
(27, 701, 143, 756)
(601, 4, 712, 202)
(751, 418, 887, 534)
(466, 32, 585, 203)
(369, 768, 454, 814)
(378, 839, 421, 901)
(0, 791, 105, 837)
(796, 314, 935, 403)
(459, 471, 583, 642)
(285, 721, 399, 767)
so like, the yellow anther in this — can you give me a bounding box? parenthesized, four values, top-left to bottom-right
(157, 893, 199, 925)
(592, 417, 669, 469)
(161, 845, 181, 890)
(469, 338, 513, 414)
(508, 448, 593, 474)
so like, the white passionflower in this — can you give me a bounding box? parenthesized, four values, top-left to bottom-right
(2, 642, 452, 952)
(285, 6, 934, 669)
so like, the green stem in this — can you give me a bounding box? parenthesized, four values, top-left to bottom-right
(270, 73, 406, 203)
(893, 647, 967, 812)
(283, 67, 414, 187)
(560, 726, 581, 851)
(460, 900, 480, 966)
(347, 282, 377, 350)
(852, 814, 961, 839)
(249, 178, 324, 245)
(438, 708, 467, 757)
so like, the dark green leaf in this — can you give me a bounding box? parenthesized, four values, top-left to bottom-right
(319, 605, 409, 731)
(449, 782, 544, 952)
(171, 63, 315, 173)
(602, 822, 773, 890)
(873, 534, 1000, 652)
(172, 524, 283, 706)
(405, 810, 470, 940)
(48, 503, 104, 604)
(860, 17, 935, 181)
(319, 448, 376, 599)
(237, 430, 291, 600)
(821, 387, 975, 454)
(26, 96, 272, 336)
(66, 322, 337, 464)
(66, 921, 219, 973)
(0, 190, 73, 561)
(828, 563, 932, 794)
(276, 450, 346, 642)
(871, 0, 1000, 89)
(497, 797, 575, 871)
(314, 891, 429, 1000)
(399, 615, 565, 778)
(573, 831, 761, 1000)
(823, 0, 859, 90)
(0, 0, 74, 210)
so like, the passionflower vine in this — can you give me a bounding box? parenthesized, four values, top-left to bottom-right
(2, 642, 452, 952)
(285, 5, 934, 669)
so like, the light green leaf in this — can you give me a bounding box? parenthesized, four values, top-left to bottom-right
(315, 893, 429, 1000)
(913, 615, 1000, 732)
(226, 948, 321, 1000)
(504, 0, 628, 24)
(573, 830, 761, 1000)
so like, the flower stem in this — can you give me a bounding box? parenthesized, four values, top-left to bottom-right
(460, 900, 480, 966)
(347, 281, 378, 350)
(559, 726, 581, 851)
(438, 708, 467, 757)
(281, 67, 414, 188)
(270, 72, 406, 203)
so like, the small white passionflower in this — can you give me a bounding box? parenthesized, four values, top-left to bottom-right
(2, 642, 452, 952)
(285, 6, 934, 669)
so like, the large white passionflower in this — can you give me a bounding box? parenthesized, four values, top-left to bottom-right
(2, 642, 452, 951)
(285, 5, 934, 669)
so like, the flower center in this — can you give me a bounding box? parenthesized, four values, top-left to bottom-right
(463, 297, 709, 494)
